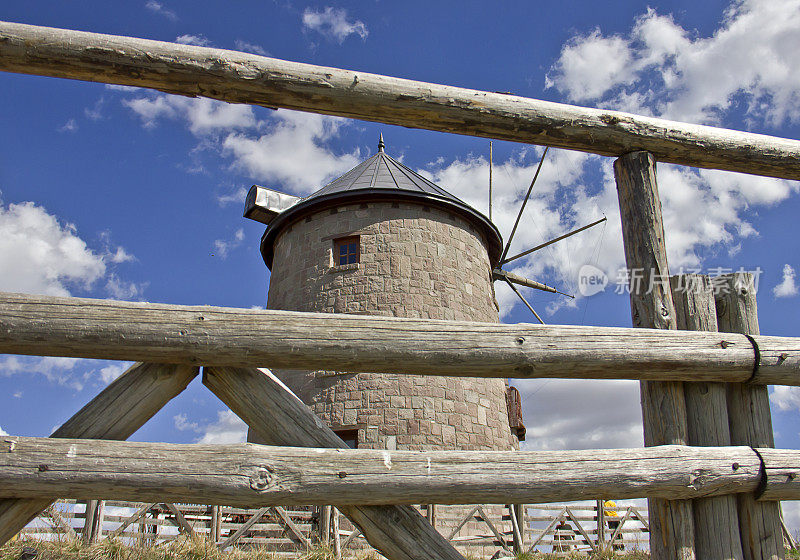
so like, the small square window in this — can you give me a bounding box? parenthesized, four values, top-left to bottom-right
(334, 236, 359, 266)
(334, 428, 359, 449)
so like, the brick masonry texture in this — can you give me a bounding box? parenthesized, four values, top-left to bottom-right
(265, 200, 517, 451)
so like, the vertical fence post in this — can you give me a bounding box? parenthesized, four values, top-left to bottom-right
(81, 500, 103, 544)
(210, 506, 220, 543)
(614, 151, 695, 560)
(671, 274, 744, 560)
(596, 500, 605, 552)
(319, 505, 331, 545)
(333, 507, 341, 559)
(715, 272, 784, 560)
(510, 504, 523, 554)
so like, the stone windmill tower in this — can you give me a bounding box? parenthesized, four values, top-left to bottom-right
(244, 135, 525, 453)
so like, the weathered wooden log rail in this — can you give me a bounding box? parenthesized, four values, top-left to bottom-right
(2, 20, 800, 180)
(0, 291, 798, 384)
(1, 437, 798, 505)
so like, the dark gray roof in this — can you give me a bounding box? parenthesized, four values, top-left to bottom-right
(310, 146, 459, 202)
(260, 140, 503, 269)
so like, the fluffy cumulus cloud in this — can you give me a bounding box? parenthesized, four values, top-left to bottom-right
(302, 7, 368, 43)
(0, 201, 106, 297)
(0, 356, 132, 391)
(421, 148, 619, 317)
(0, 426, 8, 436)
(222, 111, 360, 194)
(123, 96, 255, 134)
(195, 410, 248, 444)
(421, 1, 800, 321)
(771, 385, 800, 412)
(546, 0, 800, 126)
(121, 91, 359, 195)
(773, 264, 798, 298)
(0, 199, 141, 300)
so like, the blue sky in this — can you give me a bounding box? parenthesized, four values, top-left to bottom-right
(1, 0, 799, 528)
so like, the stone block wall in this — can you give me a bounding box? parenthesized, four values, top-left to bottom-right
(264, 199, 517, 451)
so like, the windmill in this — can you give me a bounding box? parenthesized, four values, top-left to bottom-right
(487, 145, 606, 323)
(242, 135, 605, 324)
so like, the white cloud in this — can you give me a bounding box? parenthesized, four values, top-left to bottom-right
(13, 391, 22, 399)
(121, 92, 360, 197)
(422, 149, 618, 317)
(234, 40, 269, 56)
(771, 386, 800, 412)
(145, 1, 177, 21)
(424, 1, 800, 318)
(0, 355, 133, 390)
(773, 264, 798, 298)
(175, 34, 211, 47)
(547, 1, 800, 127)
(123, 95, 255, 135)
(0, 426, 8, 436)
(516, 379, 643, 451)
(196, 410, 247, 444)
(105, 274, 147, 300)
(545, 30, 636, 103)
(98, 362, 131, 384)
(0, 356, 83, 390)
(174, 413, 200, 432)
(58, 119, 78, 133)
(782, 501, 800, 541)
(84, 98, 105, 121)
(213, 228, 244, 259)
(217, 186, 248, 207)
(0, 200, 106, 297)
(302, 7, 368, 43)
(222, 110, 360, 195)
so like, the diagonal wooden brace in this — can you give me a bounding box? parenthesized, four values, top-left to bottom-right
(0, 362, 198, 545)
(203, 366, 465, 560)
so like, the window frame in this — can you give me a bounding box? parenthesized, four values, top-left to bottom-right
(333, 235, 360, 266)
(333, 428, 359, 449)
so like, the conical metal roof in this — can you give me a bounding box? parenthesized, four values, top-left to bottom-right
(260, 137, 502, 268)
(309, 140, 460, 203)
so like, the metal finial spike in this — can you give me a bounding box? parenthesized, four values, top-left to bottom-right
(378, 133, 385, 152)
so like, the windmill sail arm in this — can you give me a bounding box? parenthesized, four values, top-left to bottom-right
(493, 269, 557, 293)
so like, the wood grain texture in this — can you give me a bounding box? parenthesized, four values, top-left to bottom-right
(715, 273, 784, 560)
(0, 437, 771, 505)
(614, 151, 694, 560)
(203, 366, 466, 560)
(0, 362, 198, 546)
(2, 21, 800, 180)
(671, 274, 744, 560)
(758, 448, 800, 501)
(2, 291, 792, 384)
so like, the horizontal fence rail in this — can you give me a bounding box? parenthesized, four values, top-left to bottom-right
(1, 437, 799, 505)
(2, 21, 800, 180)
(0, 292, 798, 384)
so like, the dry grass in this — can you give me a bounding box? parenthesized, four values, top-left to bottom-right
(0, 536, 391, 560)
(0, 536, 655, 560)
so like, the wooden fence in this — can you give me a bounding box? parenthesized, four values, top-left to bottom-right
(20, 500, 652, 556)
(26, 499, 795, 557)
(1, 20, 800, 560)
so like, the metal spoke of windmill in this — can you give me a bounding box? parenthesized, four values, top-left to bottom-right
(486, 145, 609, 321)
(503, 277, 545, 324)
(500, 216, 607, 266)
(499, 147, 549, 263)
